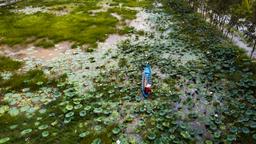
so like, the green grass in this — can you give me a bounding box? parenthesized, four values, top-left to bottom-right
(0, 0, 153, 48)
(15, 0, 98, 9)
(0, 56, 23, 72)
(0, 11, 118, 48)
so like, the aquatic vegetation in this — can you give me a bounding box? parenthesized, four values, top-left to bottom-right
(0, 137, 10, 144)
(41, 131, 49, 137)
(8, 108, 19, 117)
(20, 128, 32, 136)
(79, 131, 90, 138)
(0, 0, 255, 143)
(112, 127, 120, 135)
(147, 132, 156, 140)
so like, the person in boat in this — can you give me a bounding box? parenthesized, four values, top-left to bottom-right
(142, 63, 152, 98)
(144, 83, 152, 95)
(143, 73, 152, 96)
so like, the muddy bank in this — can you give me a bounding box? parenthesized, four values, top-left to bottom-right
(0, 42, 72, 61)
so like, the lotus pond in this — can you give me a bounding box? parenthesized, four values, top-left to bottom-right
(0, 0, 256, 144)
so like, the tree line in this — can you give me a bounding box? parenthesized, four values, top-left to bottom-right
(184, 0, 256, 58)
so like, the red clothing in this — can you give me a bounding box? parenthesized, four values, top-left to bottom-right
(144, 87, 151, 94)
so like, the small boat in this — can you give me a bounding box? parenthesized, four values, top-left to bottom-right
(141, 63, 152, 98)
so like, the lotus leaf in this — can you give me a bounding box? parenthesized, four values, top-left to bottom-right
(0, 106, 9, 114)
(64, 117, 72, 124)
(45, 114, 53, 119)
(21, 129, 32, 136)
(9, 124, 18, 130)
(20, 106, 30, 112)
(135, 96, 142, 101)
(140, 107, 145, 113)
(51, 120, 58, 126)
(42, 131, 49, 137)
(112, 127, 121, 135)
(230, 127, 238, 133)
(162, 122, 170, 127)
(74, 104, 82, 110)
(179, 123, 186, 129)
(104, 118, 111, 125)
(103, 110, 111, 115)
(9, 108, 19, 116)
(147, 132, 156, 140)
(139, 120, 145, 127)
(38, 124, 48, 130)
(34, 121, 40, 126)
(156, 123, 164, 131)
(66, 105, 73, 111)
(53, 91, 61, 98)
(250, 121, 256, 128)
(91, 138, 102, 144)
(26, 107, 35, 113)
(242, 127, 250, 134)
(180, 131, 191, 139)
(169, 127, 177, 133)
(31, 97, 40, 103)
(39, 109, 47, 114)
(93, 108, 103, 114)
(159, 110, 166, 116)
(253, 134, 256, 140)
(0, 137, 10, 144)
(245, 110, 253, 116)
(36, 81, 44, 85)
(79, 110, 86, 117)
(25, 92, 33, 98)
(65, 112, 74, 118)
(37, 117, 42, 121)
(227, 134, 236, 141)
(96, 117, 104, 122)
(169, 135, 175, 140)
(79, 131, 90, 138)
(214, 131, 221, 138)
(205, 140, 213, 144)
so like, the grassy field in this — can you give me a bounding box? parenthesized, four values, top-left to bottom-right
(0, 0, 151, 48)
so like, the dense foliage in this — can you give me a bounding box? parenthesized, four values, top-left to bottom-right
(183, 0, 256, 57)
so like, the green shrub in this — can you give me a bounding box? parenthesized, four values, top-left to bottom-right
(0, 56, 23, 72)
(35, 38, 55, 48)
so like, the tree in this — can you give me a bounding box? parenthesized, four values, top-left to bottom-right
(247, 1, 256, 58)
(184, 0, 256, 58)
